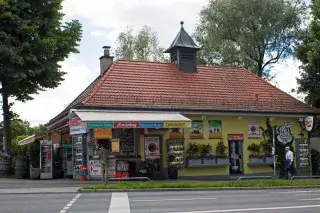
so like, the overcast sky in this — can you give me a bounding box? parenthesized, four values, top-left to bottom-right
(11, 0, 306, 126)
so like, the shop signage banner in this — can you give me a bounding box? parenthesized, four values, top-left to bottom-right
(248, 122, 260, 139)
(94, 128, 112, 139)
(208, 120, 222, 139)
(189, 121, 203, 139)
(70, 125, 87, 135)
(114, 122, 139, 128)
(164, 122, 190, 128)
(140, 122, 164, 128)
(169, 128, 184, 138)
(87, 122, 114, 128)
(228, 134, 244, 141)
(275, 122, 294, 145)
(145, 136, 160, 158)
(111, 139, 120, 152)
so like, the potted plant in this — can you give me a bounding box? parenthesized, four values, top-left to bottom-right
(28, 141, 40, 179)
(186, 143, 202, 166)
(201, 144, 215, 165)
(260, 140, 273, 164)
(248, 143, 264, 164)
(215, 141, 229, 164)
(0, 152, 11, 177)
(167, 154, 178, 179)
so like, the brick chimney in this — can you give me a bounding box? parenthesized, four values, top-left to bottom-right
(99, 46, 114, 75)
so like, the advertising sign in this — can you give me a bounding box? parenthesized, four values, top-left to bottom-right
(94, 128, 112, 139)
(40, 140, 53, 179)
(248, 122, 260, 139)
(164, 122, 190, 128)
(111, 139, 120, 152)
(114, 122, 139, 128)
(70, 125, 87, 135)
(89, 160, 101, 177)
(140, 122, 164, 128)
(228, 134, 244, 141)
(305, 116, 314, 132)
(87, 122, 114, 128)
(275, 122, 294, 145)
(145, 137, 160, 159)
(69, 116, 82, 126)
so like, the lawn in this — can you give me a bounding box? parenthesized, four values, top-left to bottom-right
(78, 179, 320, 192)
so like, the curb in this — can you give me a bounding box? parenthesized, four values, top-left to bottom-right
(0, 191, 78, 195)
(79, 185, 320, 193)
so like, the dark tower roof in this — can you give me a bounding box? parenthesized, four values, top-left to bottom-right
(164, 21, 201, 53)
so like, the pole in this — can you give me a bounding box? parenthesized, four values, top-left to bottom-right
(272, 126, 277, 179)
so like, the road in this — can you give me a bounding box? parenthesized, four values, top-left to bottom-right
(1, 189, 320, 213)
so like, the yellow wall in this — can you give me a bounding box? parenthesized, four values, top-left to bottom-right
(139, 114, 303, 177)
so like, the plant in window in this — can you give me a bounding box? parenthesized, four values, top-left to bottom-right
(186, 142, 201, 158)
(200, 144, 213, 158)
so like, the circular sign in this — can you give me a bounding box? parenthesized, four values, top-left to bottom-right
(148, 143, 156, 152)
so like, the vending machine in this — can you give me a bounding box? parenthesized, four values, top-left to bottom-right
(40, 140, 53, 179)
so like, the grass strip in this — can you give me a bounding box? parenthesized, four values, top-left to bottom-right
(78, 179, 320, 191)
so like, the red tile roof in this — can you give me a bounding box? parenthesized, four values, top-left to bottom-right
(80, 60, 319, 114)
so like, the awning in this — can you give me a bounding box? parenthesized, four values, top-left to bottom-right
(18, 135, 36, 146)
(72, 110, 191, 128)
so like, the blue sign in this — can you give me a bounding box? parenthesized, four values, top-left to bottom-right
(140, 122, 164, 128)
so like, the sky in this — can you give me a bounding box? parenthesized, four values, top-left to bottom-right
(11, 0, 306, 126)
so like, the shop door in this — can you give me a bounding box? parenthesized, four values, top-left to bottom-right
(228, 140, 243, 175)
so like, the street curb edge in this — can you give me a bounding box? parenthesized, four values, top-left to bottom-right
(79, 185, 320, 193)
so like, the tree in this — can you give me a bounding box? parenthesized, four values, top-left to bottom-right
(295, 0, 320, 107)
(195, 0, 307, 78)
(0, 1, 82, 155)
(115, 25, 167, 62)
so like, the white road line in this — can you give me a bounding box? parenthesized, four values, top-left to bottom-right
(59, 194, 81, 213)
(131, 197, 217, 202)
(296, 194, 320, 196)
(167, 204, 320, 213)
(275, 190, 320, 194)
(108, 192, 131, 213)
(298, 198, 320, 201)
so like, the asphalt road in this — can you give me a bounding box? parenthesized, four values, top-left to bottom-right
(1, 189, 320, 213)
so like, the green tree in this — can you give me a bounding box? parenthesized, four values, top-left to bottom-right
(115, 25, 167, 62)
(0, 0, 82, 155)
(295, 0, 320, 107)
(195, 0, 307, 78)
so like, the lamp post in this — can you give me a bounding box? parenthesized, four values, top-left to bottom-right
(272, 126, 277, 179)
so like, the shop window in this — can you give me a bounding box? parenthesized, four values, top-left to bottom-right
(112, 129, 136, 156)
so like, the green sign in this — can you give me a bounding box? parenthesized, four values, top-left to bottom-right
(86, 122, 114, 128)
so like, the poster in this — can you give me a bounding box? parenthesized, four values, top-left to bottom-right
(107, 158, 116, 178)
(169, 128, 184, 138)
(145, 137, 160, 158)
(189, 121, 203, 139)
(208, 120, 222, 138)
(89, 160, 101, 177)
(111, 139, 120, 152)
(94, 128, 112, 139)
(276, 122, 294, 145)
(248, 122, 260, 139)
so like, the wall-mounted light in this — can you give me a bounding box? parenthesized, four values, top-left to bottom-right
(201, 115, 206, 120)
(237, 116, 243, 120)
(270, 117, 275, 121)
(299, 118, 304, 122)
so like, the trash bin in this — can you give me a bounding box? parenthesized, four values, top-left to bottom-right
(115, 160, 129, 179)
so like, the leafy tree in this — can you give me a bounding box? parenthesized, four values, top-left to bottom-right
(0, 0, 82, 155)
(115, 25, 167, 62)
(295, 0, 320, 107)
(195, 0, 307, 78)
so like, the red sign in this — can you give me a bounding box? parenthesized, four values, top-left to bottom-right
(228, 134, 244, 140)
(69, 116, 81, 126)
(114, 122, 139, 128)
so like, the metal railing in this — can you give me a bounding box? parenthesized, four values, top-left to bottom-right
(237, 176, 274, 181)
(290, 176, 320, 180)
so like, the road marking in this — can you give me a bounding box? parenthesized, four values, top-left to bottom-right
(298, 198, 320, 201)
(275, 190, 320, 194)
(108, 192, 131, 213)
(131, 197, 217, 202)
(296, 194, 320, 196)
(167, 204, 320, 213)
(59, 194, 81, 213)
